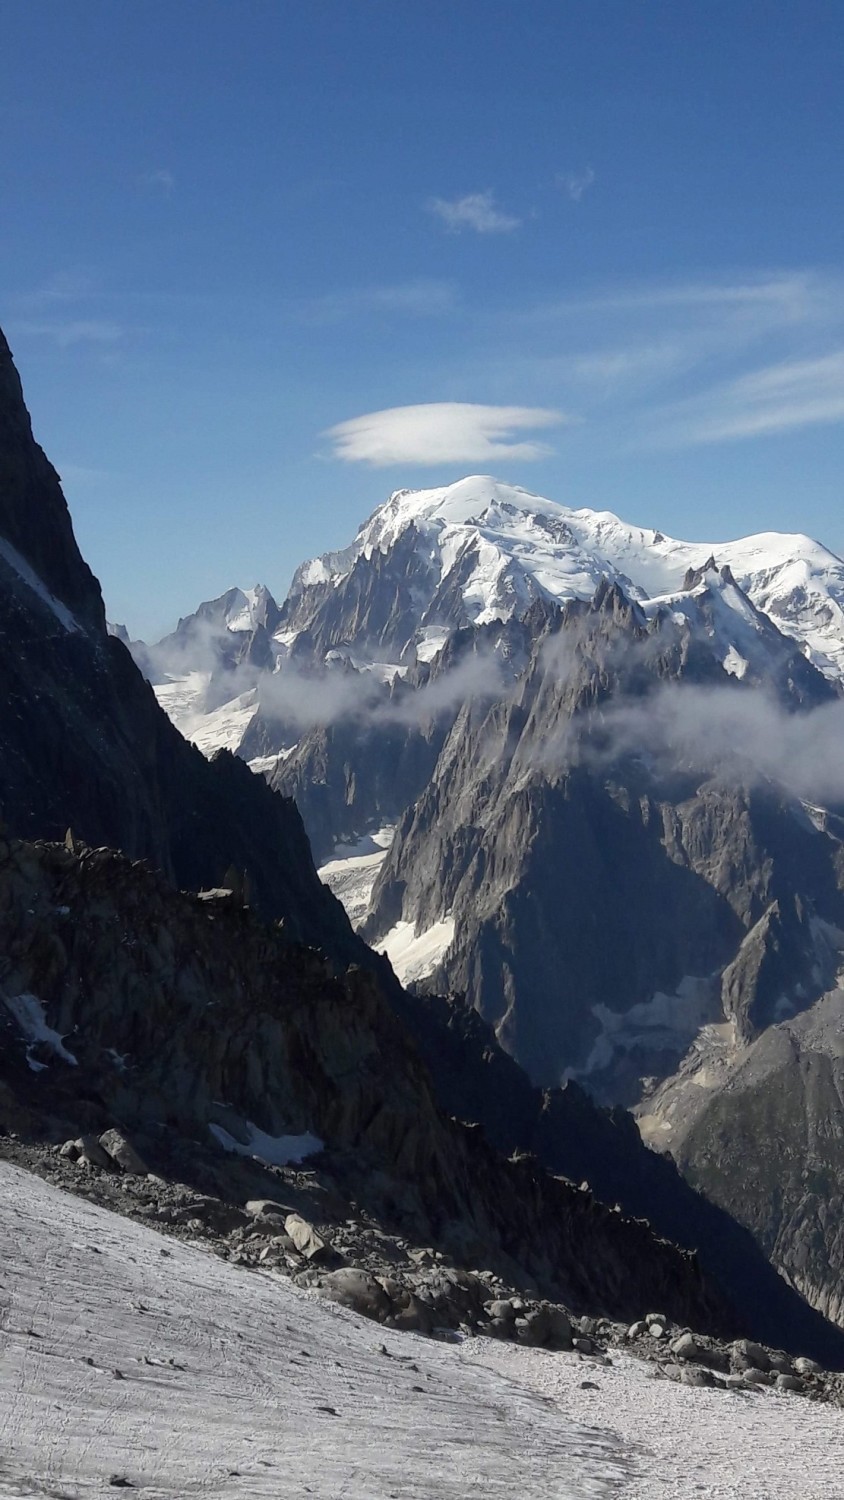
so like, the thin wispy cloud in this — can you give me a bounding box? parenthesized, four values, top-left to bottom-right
(428, 190, 520, 234)
(15, 319, 124, 348)
(294, 279, 456, 325)
(523, 272, 843, 337)
(57, 462, 120, 488)
(654, 350, 844, 446)
(325, 402, 568, 467)
(138, 168, 175, 195)
(557, 166, 595, 202)
(483, 271, 844, 445)
(11, 271, 99, 313)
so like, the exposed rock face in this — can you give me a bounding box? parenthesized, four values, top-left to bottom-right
(6, 327, 844, 1361)
(0, 834, 735, 1336)
(391, 986, 844, 1368)
(364, 590, 844, 1096)
(0, 329, 104, 633)
(673, 986, 844, 1330)
(0, 329, 356, 953)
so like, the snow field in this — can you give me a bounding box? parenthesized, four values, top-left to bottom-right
(465, 1339, 844, 1500)
(0, 1162, 627, 1499)
(2, 1163, 843, 1499)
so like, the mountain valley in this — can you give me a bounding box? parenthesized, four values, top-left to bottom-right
(133, 473, 844, 1332)
(3, 325, 844, 1495)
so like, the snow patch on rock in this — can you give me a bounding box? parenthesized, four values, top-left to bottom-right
(3, 992, 78, 1070)
(379, 915, 456, 985)
(208, 1120, 324, 1167)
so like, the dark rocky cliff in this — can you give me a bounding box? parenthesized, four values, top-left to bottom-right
(365, 590, 844, 1095)
(0, 833, 732, 1337)
(675, 986, 844, 1331)
(0, 329, 355, 954)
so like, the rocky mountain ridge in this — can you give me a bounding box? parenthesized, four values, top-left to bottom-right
(0, 832, 733, 1339)
(5, 325, 844, 1374)
(0, 329, 358, 957)
(134, 475, 844, 776)
(133, 475, 844, 1334)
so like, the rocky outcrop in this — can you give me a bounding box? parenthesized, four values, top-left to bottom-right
(0, 328, 357, 953)
(365, 593, 844, 1095)
(0, 833, 735, 1336)
(0, 329, 104, 633)
(674, 986, 844, 1330)
(389, 986, 844, 1368)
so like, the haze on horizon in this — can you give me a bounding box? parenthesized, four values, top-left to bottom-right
(1, 0, 842, 639)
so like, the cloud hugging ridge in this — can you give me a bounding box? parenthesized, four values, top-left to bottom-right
(325, 402, 567, 467)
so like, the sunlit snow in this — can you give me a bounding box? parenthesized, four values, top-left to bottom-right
(379, 915, 456, 985)
(318, 827, 394, 928)
(0, 1162, 628, 1499)
(0, 537, 80, 633)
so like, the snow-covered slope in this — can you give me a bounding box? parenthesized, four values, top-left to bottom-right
(3, 1160, 844, 1500)
(0, 1160, 626, 1499)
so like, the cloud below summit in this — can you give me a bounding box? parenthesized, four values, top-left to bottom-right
(325, 402, 569, 467)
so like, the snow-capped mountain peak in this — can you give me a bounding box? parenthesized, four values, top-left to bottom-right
(283, 476, 844, 677)
(145, 475, 844, 763)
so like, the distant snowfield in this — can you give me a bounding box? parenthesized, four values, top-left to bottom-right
(2, 1163, 844, 1500)
(154, 672, 259, 756)
(378, 915, 456, 984)
(318, 826, 394, 928)
(319, 830, 455, 980)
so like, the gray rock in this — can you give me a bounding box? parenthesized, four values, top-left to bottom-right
(572, 1336, 593, 1354)
(285, 1214, 329, 1261)
(246, 1199, 290, 1221)
(486, 1298, 517, 1322)
(776, 1373, 805, 1393)
(546, 1306, 573, 1348)
(671, 1332, 703, 1362)
(484, 1317, 513, 1341)
(74, 1135, 112, 1170)
(522, 1306, 552, 1345)
(59, 1139, 80, 1161)
(730, 1348, 758, 1374)
(627, 1320, 648, 1339)
(699, 1346, 730, 1374)
(648, 1322, 666, 1340)
(742, 1368, 774, 1387)
(732, 1338, 769, 1372)
(794, 1356, 823, 1376)
(679, 1366, 716, 1388)
(316, 1269, 391, 1321)
(723, 1373, 759, 1391)
(514, 1318, 540, 1347)
(98, 1129, 149, 1176)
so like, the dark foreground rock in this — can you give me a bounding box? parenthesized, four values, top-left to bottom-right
(0, 834, 736, 1341)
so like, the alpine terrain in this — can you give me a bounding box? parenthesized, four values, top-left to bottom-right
(139, 475, 844, 1332)
(3, 327, 844, 1498)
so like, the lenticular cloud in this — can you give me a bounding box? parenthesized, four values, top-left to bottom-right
(325, 402, 566, 467)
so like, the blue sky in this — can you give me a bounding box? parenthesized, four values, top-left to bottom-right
(2, 0, 843, 638)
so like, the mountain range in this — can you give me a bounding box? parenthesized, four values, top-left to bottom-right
(5, 319, 844, 1383)
(132, 474, 844, 1331)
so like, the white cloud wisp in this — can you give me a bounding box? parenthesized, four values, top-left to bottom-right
(428, 191, 520, 234)
(325, 402, 568, 467)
